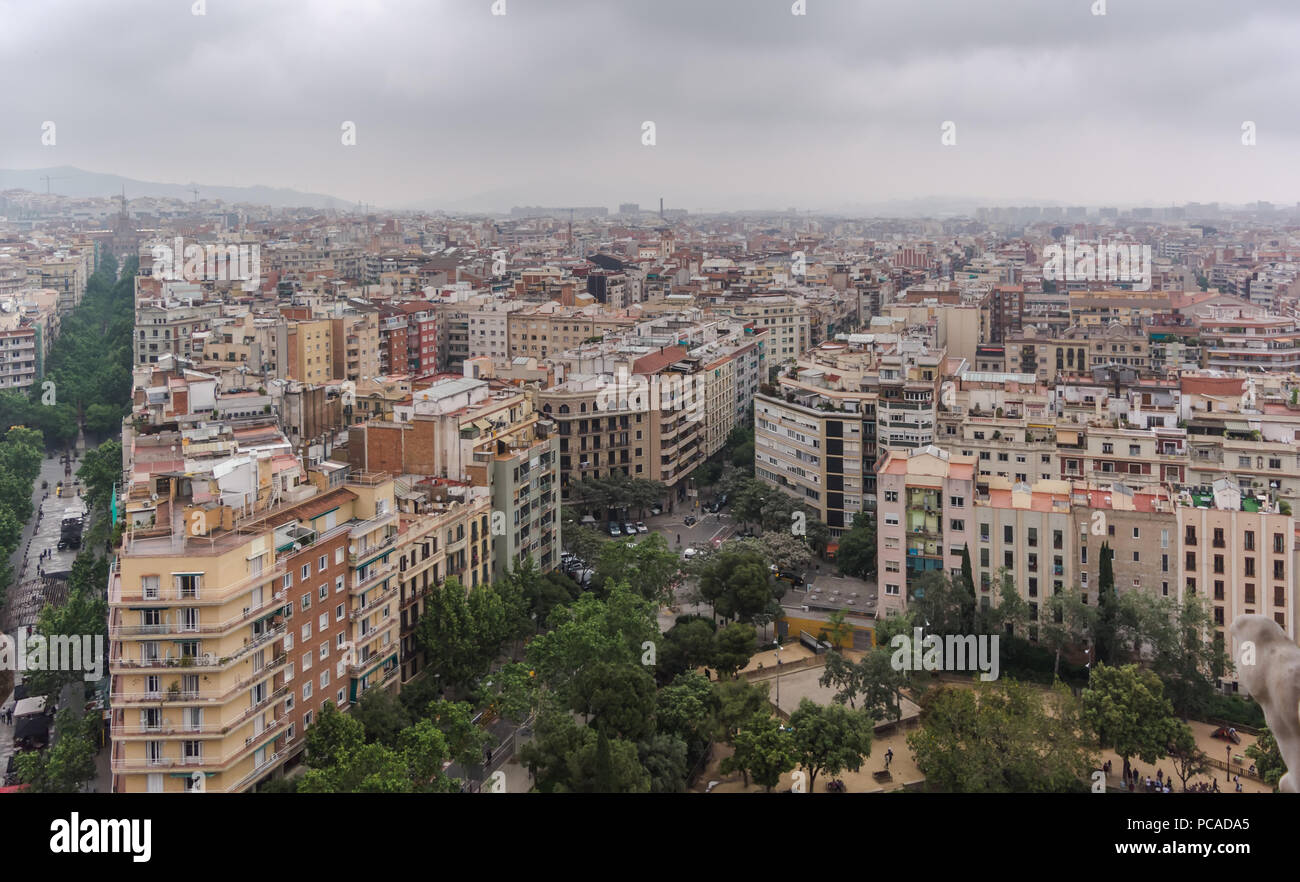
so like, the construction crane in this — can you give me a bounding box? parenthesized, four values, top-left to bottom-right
(40, 174, 72, 194)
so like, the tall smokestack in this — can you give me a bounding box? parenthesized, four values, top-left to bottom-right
(660, 197, 664, 219)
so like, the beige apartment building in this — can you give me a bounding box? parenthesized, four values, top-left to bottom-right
(108, 469, 402, 792)
(287, 319, 334, 385)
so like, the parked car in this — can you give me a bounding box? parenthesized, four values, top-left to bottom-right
(650, 506, 662, 516)
(682, 547, 700, 561)
(608, 522, 622, 536)
(623, 522, 637, 536)
(635, 521, 648, 533)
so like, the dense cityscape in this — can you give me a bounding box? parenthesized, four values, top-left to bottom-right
(0, 189, 1294, 805)
(2, 4, 1298, 863)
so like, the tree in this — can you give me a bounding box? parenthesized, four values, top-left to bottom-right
(1246, 727, 1286, 791)
(592, 532, 680, 603)
(518, 702, 589, 792)
(720, 714, 797, 791)
(820, 610, 853, 649)
(637, 733, 690, 793)
(697, 545, 775, 622)
(1116, 592, 1230, 719)
(834, 513, 876, 579)
(353, 685, 412, 747)
(577, 662, 657, 740)
(713, 622, 757, 678)
(909, 680, 1096, 792)
(526, 582, 658, 714)
(297, 741, 412, 793)
(568, 730, 651, 793)
(656, 616, 717, 682)
(15, 708, 98, 793)
(415, 577, 478, 691)
(304, 701, 365, 769)
(713, 677, 771, 744)
(1167, 724, 1208, 792)
(474, 661, 536, 723)
(789, 699, 874, 790)
(424, 700, 492, 770)
(1094, 541, 1118, 665)
(656, 672, 716, 764)
(397, 718, 458, 792)
(909, 571, 972, 638)
(1081, 663, 1181, 770)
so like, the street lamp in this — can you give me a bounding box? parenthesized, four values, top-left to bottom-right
(774, 642, 782, 711)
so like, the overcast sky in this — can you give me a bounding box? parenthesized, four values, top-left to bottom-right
(4, 0, 1300, 213)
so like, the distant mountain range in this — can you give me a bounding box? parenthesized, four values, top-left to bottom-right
(0, 166, 348, 210)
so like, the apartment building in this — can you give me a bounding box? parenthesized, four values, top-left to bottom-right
(348, 373, 561, 573)
(286, 318, 334, 385)
(0, 323, 38, 391)
(394, 484, 493, 684)
(133, 283, 223, 367)
(875, 446, 977, 619)
(1177, 481, 1297, 675)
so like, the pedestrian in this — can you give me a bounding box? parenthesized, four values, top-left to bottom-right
(885, 748, 894, 769)
(1157, 769, 1163, 783)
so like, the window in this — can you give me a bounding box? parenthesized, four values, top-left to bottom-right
(1275, 533, 1286, 554)
(1133, 551, 1140, 562)
(980, 524, 990, 542)
(1160, 529, 1169, 549)
(336, 603, 345, 622)
(335, 547, 345, 565)
(1213, 528, 1225, 549)
(1132, 527, 1140, 540)
(336, 575, 345, 593)
(320, 671, 330, 688)
(883, 491, 898, 503)
(303, 682, 313, 701)
(301, 564, 311, 580)
(300, 593, 311, 611)
(302, 652, 312, 672)
(950, 519, 964, 532)
(320, 644, 329, 660)
(1245, 531, 1256, 551)
(949, 496, 964, 508)
(319, 555, 328, 572)
(1004, 525, 1013, 544)
(885, 583, 900, 596)
(301, 622, 312, 641)
(1027, 528, 1038, 547)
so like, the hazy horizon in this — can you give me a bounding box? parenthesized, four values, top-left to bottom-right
(5, 0, 1300, 213)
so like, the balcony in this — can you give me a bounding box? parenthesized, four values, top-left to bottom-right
(351, 582, 399, 621)
(352, 558, 397, 593)
(112, 592, 288, 638)
(111, 628, 286, 671)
